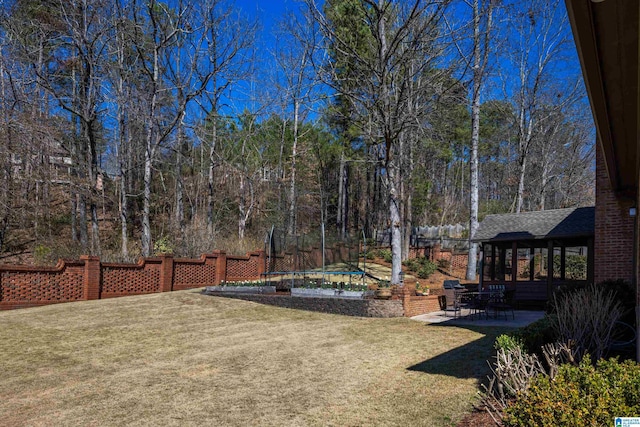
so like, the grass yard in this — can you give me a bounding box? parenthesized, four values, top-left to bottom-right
(0, 290, 507, 426)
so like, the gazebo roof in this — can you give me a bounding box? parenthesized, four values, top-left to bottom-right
(474, 206, 595, 243)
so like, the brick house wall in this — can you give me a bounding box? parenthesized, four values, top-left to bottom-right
(594, 144, 635, 284)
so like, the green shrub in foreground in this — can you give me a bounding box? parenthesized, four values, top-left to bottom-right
(504, 357, 640, 427)
(494, 334, 524, 353)
(511, 314, 558, 356)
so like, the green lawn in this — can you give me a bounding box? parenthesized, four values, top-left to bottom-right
(0, 290, 507, 426)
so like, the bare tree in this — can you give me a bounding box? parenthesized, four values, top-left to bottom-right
(500, 0, 578, 213)
(196, 0, 257, 239)
(131, 0, 218, 256)
(310, 0, 451, 284)
(452, 0, 496, 280)
(272, 7, 321, 236)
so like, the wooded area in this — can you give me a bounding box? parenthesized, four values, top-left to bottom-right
(0, 0, 594, 283)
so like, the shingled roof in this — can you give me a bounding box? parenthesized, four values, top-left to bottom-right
(474, 206, 595, 242)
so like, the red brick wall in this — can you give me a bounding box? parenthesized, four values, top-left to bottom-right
(0, 251, 266, 310)
(594, 144, 635, 284)
(225, 251, 263, 281)
(101, 258, 163, 298)
(173, 255, 217, 291)
(0, 259, 85, 309)
(403, 295, 440, 317)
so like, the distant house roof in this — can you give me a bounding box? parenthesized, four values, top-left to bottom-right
(474, 207, 595, 242)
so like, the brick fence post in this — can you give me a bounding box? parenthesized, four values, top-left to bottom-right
(213, 250, 227, 285)
(256, 250, 266, 278)
(432, 243, 441, 262)
(400, 286, 412, 317)
(159, 254, 174, 292)
(81, 255, 101, 300)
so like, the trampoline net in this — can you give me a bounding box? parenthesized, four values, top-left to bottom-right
(265, 228, 362, 274)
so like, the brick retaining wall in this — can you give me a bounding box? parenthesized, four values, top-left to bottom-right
(209, 293, 405, 318)
(205, 288, 439, 318)
(403, 295, 441, 317)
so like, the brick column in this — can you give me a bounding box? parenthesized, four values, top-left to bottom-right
(256, 250, 266, 278)
(81, 255, 101, 300)
(159, 255, 174, 292)
(432, 243, 441, 262)
(213, 250, 227, 285)
(398, 286, 413, 317)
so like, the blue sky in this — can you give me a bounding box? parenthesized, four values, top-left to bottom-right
(235, 0, 303, 40)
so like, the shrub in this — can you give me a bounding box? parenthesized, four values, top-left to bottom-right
(402, 258, 419, 271)
(437, 258, 450, 270)
(599, 279, 636, 323)
(504, 357, 640, 426)
(153, 236, 173, 255)
(33, 244, 52, 265)
(376, 249, 392, 263)
(495, 334, 525, 353)
(552, 283, 622, 360)
(512, 315, 558, 356)
(552, 254, 587, 280)
(417, 259, 437, 279)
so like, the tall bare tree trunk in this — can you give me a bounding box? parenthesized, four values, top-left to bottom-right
(467, 0, 496, 279)
(288, 100, 300, 236)
(466, 0, 487, 281)
(388, 164, 402, 284)
(142, 141, 153, 256)
(175, 111, 186, 240)
(515, 155, 527, 213)
(207, 113, 217, 238)
(337, 151, 347, 237)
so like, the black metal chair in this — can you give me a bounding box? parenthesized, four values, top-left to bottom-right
(488, 288, 515, 320)
(469, 292, 490, 320)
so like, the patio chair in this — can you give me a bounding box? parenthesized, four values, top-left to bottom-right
(488, 288, 515, 320)
(443, 288, 460, 317)
(469, 292, 490, 320)
(444, 288, 473, 318)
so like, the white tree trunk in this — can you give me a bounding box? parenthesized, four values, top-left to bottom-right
(516, 155, 527, 213)
(142, 142, 153, 256)
(207, 112, 217, 238)
(466, 0, 483, 281)
(288, 100, 300, 236)
(388, 165, 403, 285)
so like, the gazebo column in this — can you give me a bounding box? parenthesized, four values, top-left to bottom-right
(511, 241, 518, 287)
(587, 237, 594, 284)
(498, 244, 506, 281)
(491, 244, 496, 281)
(560, 245, 566, 281)
(547, 240, 554, 299)
(529, 247, 534, 281)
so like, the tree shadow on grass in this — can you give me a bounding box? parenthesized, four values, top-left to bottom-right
(407, 325, 510, 380)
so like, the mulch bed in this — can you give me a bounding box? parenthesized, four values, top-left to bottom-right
(456, 409, 498, 426)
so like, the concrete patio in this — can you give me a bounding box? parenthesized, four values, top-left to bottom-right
(411, 309, 545, 328)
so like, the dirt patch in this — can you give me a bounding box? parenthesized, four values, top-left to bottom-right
(368, 257, 478, 290)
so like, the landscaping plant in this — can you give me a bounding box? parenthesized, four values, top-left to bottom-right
(552, 283, 622, 360)
(504, 357, 640, 427)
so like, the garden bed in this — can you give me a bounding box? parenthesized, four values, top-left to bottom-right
(290, 288, 374, 299)
(205, 285, 276, 294)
